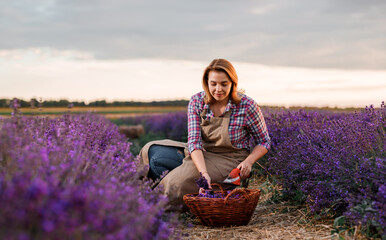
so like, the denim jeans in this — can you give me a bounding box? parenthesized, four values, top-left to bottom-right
(147, 145, 185, 180)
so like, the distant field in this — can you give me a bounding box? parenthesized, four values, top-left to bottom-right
(0, 105, 363, 119)
(0, 106, 187, 119)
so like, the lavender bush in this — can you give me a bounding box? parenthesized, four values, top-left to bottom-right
(264, 103, 385, 237)
(0, 113, 177, 240)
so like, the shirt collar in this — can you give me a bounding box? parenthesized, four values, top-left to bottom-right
(225, 99, 236, 112)
(204, 97, 235, 117)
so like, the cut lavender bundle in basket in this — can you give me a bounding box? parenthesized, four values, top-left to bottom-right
(197, 190, 240, 199)
(194, 174, 242, 199)
(194, 172, 210, 190)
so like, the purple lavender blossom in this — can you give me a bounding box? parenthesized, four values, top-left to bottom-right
(194, 173, 210, 190)
(0, 113, 178, 239)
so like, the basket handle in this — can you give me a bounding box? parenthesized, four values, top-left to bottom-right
(210, 183, 225, 195)
(224, 188, 251, 204)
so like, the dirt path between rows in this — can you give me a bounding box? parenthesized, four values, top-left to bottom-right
(177, 180, 338, 240)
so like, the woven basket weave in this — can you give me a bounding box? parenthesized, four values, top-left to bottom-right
(183, 183, 261, 227)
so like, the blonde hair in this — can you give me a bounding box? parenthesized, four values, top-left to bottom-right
(202, 59, 242, 105)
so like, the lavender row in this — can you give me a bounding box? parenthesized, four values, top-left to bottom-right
(264, 103, 385, 236)
(0, 113, 177, 240)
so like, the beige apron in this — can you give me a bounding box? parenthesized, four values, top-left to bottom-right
(139, 108, 250, 207)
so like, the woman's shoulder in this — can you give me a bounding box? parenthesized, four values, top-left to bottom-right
(237, 93, 258, 107)
(188, 91, 205, 110)
(190, 91, 205, 100)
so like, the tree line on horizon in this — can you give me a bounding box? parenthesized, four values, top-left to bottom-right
(1, 98, 366, 111)
(0, 98, 189, 108)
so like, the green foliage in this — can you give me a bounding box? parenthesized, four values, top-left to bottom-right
(258, 177, 283, 204)
(281, 189, 307, 205)
(129, 132, 167, 155)
(331, 200, 384, 239)
(331, 215, 348, 238)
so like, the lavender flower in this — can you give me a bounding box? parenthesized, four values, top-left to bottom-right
(194, 173, 210, 190)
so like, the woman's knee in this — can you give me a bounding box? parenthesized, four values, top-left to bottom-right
(149, 145, 183, 168)
(148, 157, 166, 180)
(148, 145, 184, 180)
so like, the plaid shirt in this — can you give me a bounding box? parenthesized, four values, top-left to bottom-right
(188, 91, 271, 153)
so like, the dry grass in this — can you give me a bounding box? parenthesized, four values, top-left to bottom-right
(177, 179, 343, 240)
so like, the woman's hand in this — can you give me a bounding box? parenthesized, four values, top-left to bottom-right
(237, 160, 253, 179)
(199, 172, 212, 194)
(237, 145, 268, 179)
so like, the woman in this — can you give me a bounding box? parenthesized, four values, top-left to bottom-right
(139, 58, 271, 209)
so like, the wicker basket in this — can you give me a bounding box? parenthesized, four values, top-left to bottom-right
(183, 183, 261, 227)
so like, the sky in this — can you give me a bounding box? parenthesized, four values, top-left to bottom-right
(1, 0, 385, 108)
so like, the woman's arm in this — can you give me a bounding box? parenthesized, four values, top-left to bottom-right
(237, 98, 271, 178)
(191, 149, 211, 186)
(187, 94, 203, 153)
(187, 93, 212, 186)
(237, 145, 268, 178)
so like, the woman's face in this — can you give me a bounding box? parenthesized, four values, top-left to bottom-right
(208, 70, 232, 104)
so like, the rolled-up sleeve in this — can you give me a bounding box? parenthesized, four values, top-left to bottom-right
(246, 101, 271, 150)
(187, 96, 203, 153)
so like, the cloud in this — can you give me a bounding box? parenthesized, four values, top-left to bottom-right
(289, 84, 386, 92)
(0, 48, 93, 60)
(0, 0, 385, 69)
(250, 3, 279, 15)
